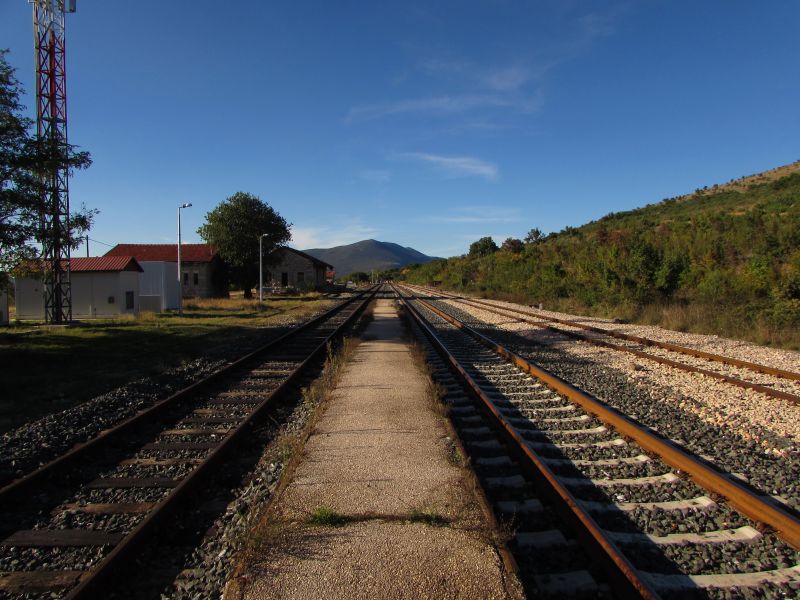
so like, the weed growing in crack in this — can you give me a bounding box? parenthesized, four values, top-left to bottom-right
(308, 506, 351, 527)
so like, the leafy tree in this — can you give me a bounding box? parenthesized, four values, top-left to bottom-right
(524, 228, 543, 244)
(348, 271, 370, 283)
(469, 236, 498, 257)
(198, 192, 290, 297)
(1, 49, 93, 289)
(501, 237, 524, 254)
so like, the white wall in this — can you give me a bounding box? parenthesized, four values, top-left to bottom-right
(0, 290, 8, 325)
(14, 271, 141, 320)
(14, 278, 45, 320)
(139, 261, 179, 310)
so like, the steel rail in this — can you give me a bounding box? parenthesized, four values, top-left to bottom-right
(62, 286, 377, 599)
(395, 285, 659, 600)
(403, 289, 800, 552)
(402, 284, 800, 405)
(0, 289, 373, 507)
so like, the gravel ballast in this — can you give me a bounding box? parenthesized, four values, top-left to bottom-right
(427, 296, 800, 511)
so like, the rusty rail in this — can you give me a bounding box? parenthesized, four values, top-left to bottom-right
(0, 287, 377, 598)
(396, 286, 660, 600)
(403, 283, 800, 405)
(402, 289, 800, 551)
(63, 286, 377, 599)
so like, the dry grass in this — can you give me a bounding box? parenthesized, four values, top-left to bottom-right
(539, 297, 800, 351)
(680, 160, 800, 198)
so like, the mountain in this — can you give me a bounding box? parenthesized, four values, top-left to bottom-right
(302, 239, 439, 275)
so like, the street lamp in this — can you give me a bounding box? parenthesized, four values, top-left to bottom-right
(259, 233, 269, 303)
(178, 203, 192, 314)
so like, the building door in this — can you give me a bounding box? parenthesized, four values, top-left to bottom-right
(281, 272, 289, 286)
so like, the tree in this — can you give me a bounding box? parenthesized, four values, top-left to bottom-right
(1, 49, 93, 289)
(197, 192, 290, 297)
(501, 237, 524, 254)
(524, 228, 543, 244)
(468, 236, 498, 257)
(349, 271, 370, 283)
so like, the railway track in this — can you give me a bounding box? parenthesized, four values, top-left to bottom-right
(394, 283, 800, 599)
(401, 283, 800, 405)
(0, 287, 377, 599)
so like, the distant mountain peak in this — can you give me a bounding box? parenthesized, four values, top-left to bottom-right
(302, 239, 439, 275)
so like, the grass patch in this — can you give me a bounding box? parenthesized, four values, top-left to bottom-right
(0, 293, 335, 434)
(307, 506, 351, 527)
(447, 442, 465, 467)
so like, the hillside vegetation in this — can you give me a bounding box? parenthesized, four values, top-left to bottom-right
(402, 162, 800, 349)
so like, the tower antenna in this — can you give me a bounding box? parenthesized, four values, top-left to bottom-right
(31, 0, 76, 323)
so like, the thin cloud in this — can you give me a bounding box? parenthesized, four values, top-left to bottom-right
(400, 152, 498, 180)
(427, 205, 519, 224)
(423, 59, 537, 92)
(345, 94, 518, 123)
(289, 220, 380, 250)
(345, 8, 619, 126)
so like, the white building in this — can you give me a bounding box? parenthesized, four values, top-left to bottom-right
(138, 261, 180, 312)
(14, 256, 143, 320)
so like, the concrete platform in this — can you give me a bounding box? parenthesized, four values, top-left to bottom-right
(235, 299, 519, 599)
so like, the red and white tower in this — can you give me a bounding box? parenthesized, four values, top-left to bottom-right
(31, 0, 76, 323)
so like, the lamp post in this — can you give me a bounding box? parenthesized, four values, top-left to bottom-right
(259, 233, 269, 303)
(178, 203, 192, 314)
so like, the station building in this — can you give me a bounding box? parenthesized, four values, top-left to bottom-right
(105, 244, 228, 298)
(264, 247, 333, 290)
(14, 256, 143, 320)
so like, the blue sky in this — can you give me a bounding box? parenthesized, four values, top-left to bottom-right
(2, 1, 798, 258)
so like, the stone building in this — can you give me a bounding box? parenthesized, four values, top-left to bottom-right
(105, 244, 227, 298)
(264, 247, 333, 290)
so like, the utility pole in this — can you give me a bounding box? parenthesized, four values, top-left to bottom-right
(258, 233, 268, 303)
(177, 203, 192, 314)
(32, 0, 77, 323)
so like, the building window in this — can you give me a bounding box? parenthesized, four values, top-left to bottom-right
(125, 291, 134, 310)
(193, 273, 199, 285)
(296, 271, 305, 283)
(183, 272, 189, 284)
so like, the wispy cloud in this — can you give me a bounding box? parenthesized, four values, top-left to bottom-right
(345, 94, 526, 123)
(289, 219, 379, 250)
(426, 205, 519, 224)
(345, 8, 620, 126)
(422, 59, 539, 92)
(399, 152, 498, 180)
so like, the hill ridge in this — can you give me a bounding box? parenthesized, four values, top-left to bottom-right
(301, 239, 439, 276)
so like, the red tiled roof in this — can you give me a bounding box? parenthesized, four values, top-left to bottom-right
(105, 244, 218, 263)
(14, 256, 143, 275)
(69, 256, 143, 273)
(275, 247, 334, 269)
